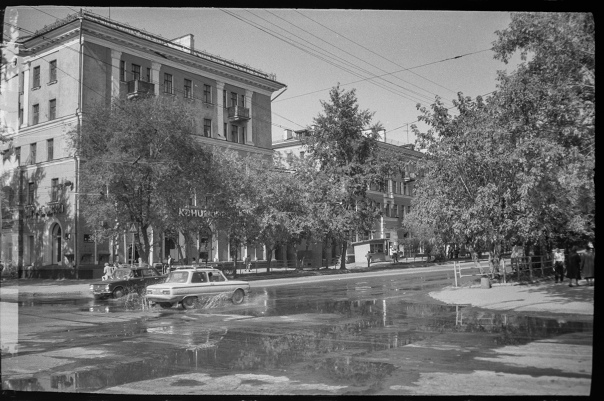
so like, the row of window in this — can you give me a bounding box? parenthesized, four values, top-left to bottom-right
(200, 119, 246, 143)
(382, 203, 411, 218)
(14, 139, 54, 166)
(369, 180, 412, 196)
(119, 61, 246, 106)
(26, 60, 58, 91)
(26, 178, 61, 205)
(21, 99, 57, 126)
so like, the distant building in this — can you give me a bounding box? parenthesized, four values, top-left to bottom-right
(272, 128, 423, 266)
(1, 10, 285, 272)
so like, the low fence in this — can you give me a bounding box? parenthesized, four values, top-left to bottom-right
(453, 255, 554, 287)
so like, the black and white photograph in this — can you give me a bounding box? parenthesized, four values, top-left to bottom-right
(0, 6, 594, 397)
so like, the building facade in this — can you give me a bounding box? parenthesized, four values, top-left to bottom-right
(1, 10, 286, 272)
(273, 129, 423, 266)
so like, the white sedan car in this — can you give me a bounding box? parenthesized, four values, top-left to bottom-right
(145, 268, 250, 309)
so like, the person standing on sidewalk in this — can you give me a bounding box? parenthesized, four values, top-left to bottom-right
(553, 248, 565, 283)
(365, 252, 372, 268)
(581, 242, 594, 286)
(567, 246, 582, 287)
(244, 255, 251, 272)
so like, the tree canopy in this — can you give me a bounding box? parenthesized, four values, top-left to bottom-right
(69, 96, 214, 262)
(407, 12, 594, 270)
(299, 85, 384, 269)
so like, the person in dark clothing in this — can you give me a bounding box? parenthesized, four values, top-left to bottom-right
(581, 242, 594, 286)
(566, 246, 582, 287)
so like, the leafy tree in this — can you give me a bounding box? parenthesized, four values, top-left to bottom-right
(300, 85, 382, 269)
(408, 12, 595, 274)
(68, 96, 213, 263)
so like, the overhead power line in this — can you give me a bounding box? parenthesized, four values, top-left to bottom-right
(259, 9, 443, 106)
(275, 48, 492, 104)
(220, 8, 431, 106)
(294, 10, 461, 96)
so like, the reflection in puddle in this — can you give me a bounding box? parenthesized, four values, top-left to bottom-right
(4, 274, 593, 394)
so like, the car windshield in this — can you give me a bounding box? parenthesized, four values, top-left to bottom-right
(165, 271, 189, 283)
(113, 268, 132, 280)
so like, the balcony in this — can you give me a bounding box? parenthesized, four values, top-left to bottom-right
(127, 80, 155, 99)
(404, 172, 417, 182)
(227, 106, 250, 121)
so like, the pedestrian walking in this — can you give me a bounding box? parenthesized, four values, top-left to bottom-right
(365, 252, 372, 268)
(244, 255, 251, 272)
(391, 247, 399, 264)
(167, 255, 173, 274)
(580, 242, 594, 286)
(102, 263, 112, 281)
(553, 248, 565, 283)
(566, 246, 582, 287)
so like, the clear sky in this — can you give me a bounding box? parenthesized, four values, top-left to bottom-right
(7, 7, 523, 145)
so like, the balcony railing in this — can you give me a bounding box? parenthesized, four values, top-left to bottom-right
(404, 172, 417, 182)
(227, 106, 250, 121)
(127, 79, 155, 99)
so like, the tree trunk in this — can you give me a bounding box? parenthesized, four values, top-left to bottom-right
(266, 244, 273, 273)
(340, 240, 347, 270)
(137, 224, 150, 264)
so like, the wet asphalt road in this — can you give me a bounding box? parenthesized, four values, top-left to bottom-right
(1, 269, 593, 395)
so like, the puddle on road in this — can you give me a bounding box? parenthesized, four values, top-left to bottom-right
(3, 273, 593, 394)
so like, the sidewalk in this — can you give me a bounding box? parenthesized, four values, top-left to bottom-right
(429, 279, 594, 316)
(0, 259, 438, 299)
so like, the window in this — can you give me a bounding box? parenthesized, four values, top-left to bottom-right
(32, 104, 39, 125)
(33, 66, 40, 88)
(51, 178, 59, 202)
(394, 204, 399, 218)
(19, 72, 24, 92)
(120, 60, 125, 81)
(240, 126, 245, 143)
(49, 60, 57, 82)
(224, 123, 227, 138)
(47, 139, 54, 161)
(231, 125, 238, 142)
(370, 243, 384, 253)
(223, 90, 227, 107)
(19, 107, 23, 126)
(164, 73, 173, 94)
(231, 92, 238, 107)
(49, 99, 56, 120)
(28, 182, 35, 205)
(15, 147, 20, 166)
(191, 272, 206, 283)
(407, 205, 411, 214)
(30, 143, 36, 164)
(131, 64, 141, 81)
(403, 182, 408, 196)
(203, 84, 211, 103)
(203, 119, 211, 137)
(385, 204, 390, 217)
(240, 94, 245, 107)
(146, 67, 151, 82)
(184, 79, 192, 99)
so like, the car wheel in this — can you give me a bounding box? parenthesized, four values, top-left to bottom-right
(232, 289, 245, 304)
(182, 297, 197, 309)
(158, 302, 173, 309)
(112, 286, 126, 299)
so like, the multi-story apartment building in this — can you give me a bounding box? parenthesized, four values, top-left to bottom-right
(1, 10, 286, 273)
(273, 128, 423, 266)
